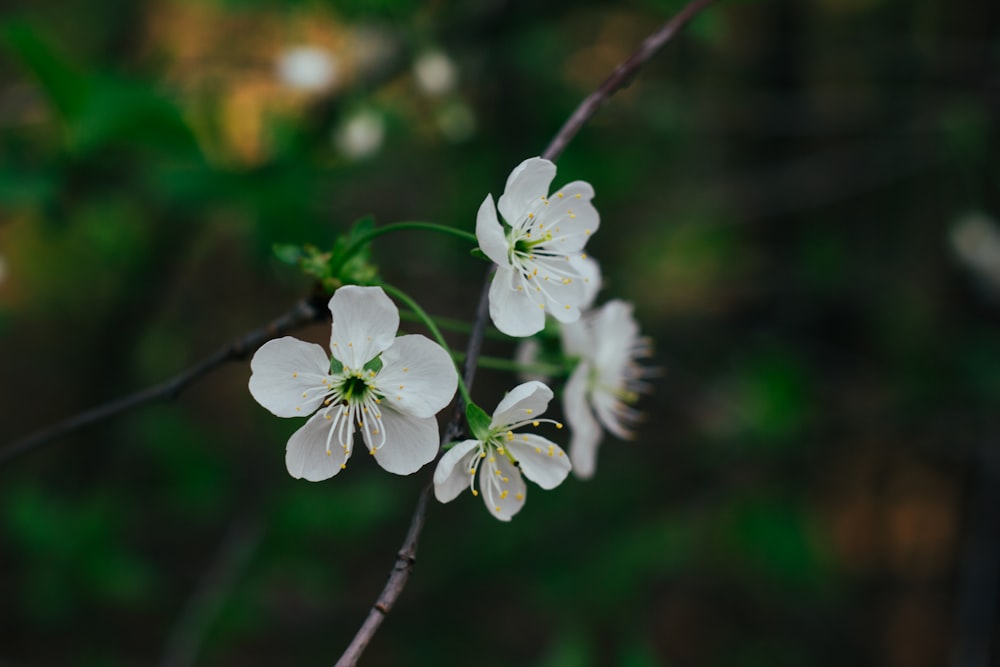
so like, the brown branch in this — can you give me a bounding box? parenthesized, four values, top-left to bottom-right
(333, 270, 492, 667)
(541, 0, 715, 162)
(0, 300, 322, 465)
(333, 2, 717, 665)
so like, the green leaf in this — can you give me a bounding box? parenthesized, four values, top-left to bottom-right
(465, 402, 492, 441)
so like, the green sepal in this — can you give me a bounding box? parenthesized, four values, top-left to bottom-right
(465, 402, 493, 441)
(329, 357, 344, 375)
(469, 247, 489, 262)
(362, 355, 383, 374)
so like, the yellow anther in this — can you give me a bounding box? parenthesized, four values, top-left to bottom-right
(585, 229, 591, 235)
(557, 192, 564, 199)
(532, 268, 538, 276)
(517, 286, 524, 291)
(495, 469, 502, 476)
(325, 415, 332, 421)
(516, 493, 524, 501)
(522, 435, 529, 441)
(574, 193, 581, 198)
(538, 304, 544, 309)
(562, 278, 572, 285)
(535, 447, 542, 453)
(295, 407, 301, 412)
(470, 469, 476, 475)
(340, 464, 347, 469)
(480, 451, 486, 458)
(497, 447, 505, 455)
(500, 490, 509, 499)
(528, 212, 534, 219)
(526, 408, 534, 414)
(373, 429, 379, 435)
(472, 490, 479, 496)
(370, 449, 376, 456)
(302, 392, 308, 398)
(326, 450, 331, 456)
(403, 367, 409, 372)
(348, 342, 353, 347)
(556, 422, 563, 429)
(558, 451, 564, 457)
(399, 384, 404, 389)
(581, 253, 588, 259)
(488, 456, 496, 463)
(495, 506, 501, 512)
(532, 421, 539, 427)
(569, 213, 576, 219)
(564, 305, 571, 310)
(292, 372, 298, 378)
(375, 398, 381, 404)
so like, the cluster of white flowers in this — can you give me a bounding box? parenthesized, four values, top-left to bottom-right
(249, 157, 651, 521)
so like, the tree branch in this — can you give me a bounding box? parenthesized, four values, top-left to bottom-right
(0, 299, 323, 465)
(541, 0, 715, 162)
(333, 2, 716, 665)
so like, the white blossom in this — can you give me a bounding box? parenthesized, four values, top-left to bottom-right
(433, 381, 571, 521)
(476, 157, 601, 337)
(562, 300, 652, 479)
(276, 46, 338, 92)
(249, 286, 457, 480)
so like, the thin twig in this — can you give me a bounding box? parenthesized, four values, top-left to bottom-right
(333, 270, 492, 667)
(0, 300, 322, 465)
(160, 510, 266, 667)
(333, 2, 716, 664)
(541, 0, 715, 162)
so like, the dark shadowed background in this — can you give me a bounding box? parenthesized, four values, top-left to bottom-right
(1, 0, 998, 665)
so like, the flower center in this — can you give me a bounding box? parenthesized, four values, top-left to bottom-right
(317, 369, 387, 468)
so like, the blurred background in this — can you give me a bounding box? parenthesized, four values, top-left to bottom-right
(1, 0, 998, 665)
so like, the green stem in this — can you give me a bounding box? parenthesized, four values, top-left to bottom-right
(380, 283, 472, 405)
(451, 351, 567, 378)
(336, 222, 478, 274)
(398, 310, 508, 341)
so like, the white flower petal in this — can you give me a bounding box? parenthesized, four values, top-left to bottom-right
(506, 433, 571, 489)
(539, 180, 599, 253)
(475, 194, 510, 268)
(489, 266, 546, 337)
(368, 407, 440, 475)
(377, 334, 458, 418)
(433, 439, 481, 503)
(569, 255, 602, 310)
(286, 412, 345, 481)
(249, 337, 332, 418)
(564, 361, 603, 479)
(328, 285, 399, 370)
(559, 319, 591, 359)
(535, 259, 588, 323)
(498, 157, 557, 226)
(480, 455, 527, 521)
(491, 380, 553, 428)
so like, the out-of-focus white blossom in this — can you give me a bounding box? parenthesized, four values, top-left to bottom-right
(414, 50, 457, 96)
(334, 110, 385, 160)
(950, 211, 1000, 295)
(276, 46, 338, 92)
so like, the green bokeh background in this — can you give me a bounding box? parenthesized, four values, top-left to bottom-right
(1, 0, 997, 665)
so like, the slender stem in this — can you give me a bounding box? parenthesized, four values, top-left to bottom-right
(542, 0, 715, 162)
(398, 309, 508, 341)
(334, 221, 478, 274)
(335, 4, 718, 664)
(380, 282, 472, 405)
